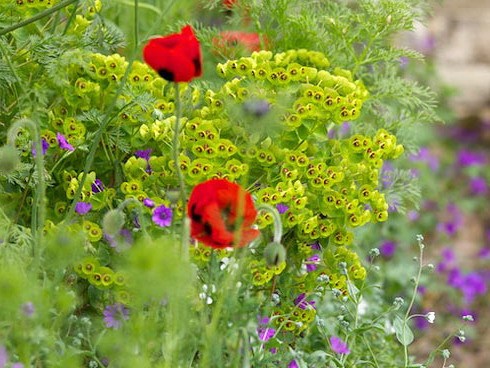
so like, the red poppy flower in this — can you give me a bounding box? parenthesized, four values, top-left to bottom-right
(187, 179, 260, 248)
(143, 25, 202, 83)
(212, 31, 265, 58)
(223, 0, 237, 8)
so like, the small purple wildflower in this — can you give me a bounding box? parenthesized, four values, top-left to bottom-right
(379, 240, 397, 258)
(243, 99, 270, 118)
(436, 247, 456, 273)
(56, 132, 74, 151)
(436, 203, 463, 236)
(305, 254, 321, 272)
(294, 293, 316, 310)
(134, 149, 152, 161)
(329, 336, 350, 355)
(143, 198, 155, 208)
(256, 316, 275, 342)
(91, 179, 104, 193)
(31, 139, 49, 157)
(447, 269, 487, 305)
(478, 246, 490, 260)
(288, 360, 299, 368)
(456, 149, 486, 167)
(409, 147, 439, 171)
(21, 301, 35, 317)
(103, 303, 129, 329)
(75, 201, 92, 215)
(469, 177, 487, 196)
(276, 203, 289, 214)
(152, 205, 173, 227)
(399, 56, 409, 68)
(310, 241, 321, 251)
(12, 363, 24, 368)
(0, 346, 7, 368)
(407, 210, 419, 222)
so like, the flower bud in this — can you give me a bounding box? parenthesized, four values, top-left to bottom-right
(102, 209, 125, 237)
(0, 145, 20, 175)
(263, 241, 286, 267)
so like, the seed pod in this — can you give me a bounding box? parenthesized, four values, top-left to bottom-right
(263, 242, 286, 267)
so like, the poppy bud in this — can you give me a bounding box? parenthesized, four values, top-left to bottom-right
(102, 209, 125, 237)
(263, 241, 286, 267)
(0, 145, 20, 175)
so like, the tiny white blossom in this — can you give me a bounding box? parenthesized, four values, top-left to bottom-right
(426, 311, 436, 324)
(462, 314, 474, 322)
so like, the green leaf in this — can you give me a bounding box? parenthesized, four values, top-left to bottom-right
(393, 315, 414, 346)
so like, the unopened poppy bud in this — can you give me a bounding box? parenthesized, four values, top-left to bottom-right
(263, 241, 286, 267)
(102, 209, 125, 237)
(0, 145, 20, 175)
(166, 189, 180, 204)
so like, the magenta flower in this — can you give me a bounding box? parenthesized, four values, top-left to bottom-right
(294, 293, 316, 310)
(276, 203, 289, 214)
(379, 240, 397, 258)
(56, 132, 74, 151)
(457, 149, 486, 167)
(143, 198, 155, 208)
(152, 205, 173, 227)
(31, 139, 49, 156)
(256, 316, 275, 342)
(288, 360, 299, 368)
(305, 254, 321, 272)
(469, 177, 487, 196)
(0, 346, 7, 368)
(103, 303, 129, 329)
(75, 201, 92, 215)
(329, 336, 350, 354)
(91, 179, 104, 193)
(134, 149, 152, 161)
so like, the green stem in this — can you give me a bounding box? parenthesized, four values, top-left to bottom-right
(256, 204, 283, 243)
(7, 119, 46, 271)
(0, 0, 79, 36)
(403, 237, 425, 367)
(172, 83, 188, 255)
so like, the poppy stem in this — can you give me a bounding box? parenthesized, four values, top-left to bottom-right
(172, 82, 189, 256)
(256, 204, 283, 243)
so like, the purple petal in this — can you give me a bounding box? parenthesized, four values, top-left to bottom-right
(330, 336, 350, 354)
(57, 132, 75, 151)
(75, 201, 92, 215)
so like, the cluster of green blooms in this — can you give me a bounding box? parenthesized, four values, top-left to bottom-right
(4, 40, 404, 341)
(74, 257, 129, 303)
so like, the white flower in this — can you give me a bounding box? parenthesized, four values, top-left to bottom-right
(426, 311, 436, 324)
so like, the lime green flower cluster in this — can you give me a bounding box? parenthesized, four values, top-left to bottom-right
(272, 305, 316, 334)
(249, 259, 287, 286)
(74, 257, 129, 303)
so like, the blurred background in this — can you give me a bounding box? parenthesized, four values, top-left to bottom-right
(399, 0, 490, 365)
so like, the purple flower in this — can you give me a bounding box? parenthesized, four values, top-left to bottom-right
(152, 205, 173, 227)
(31, 139, 49, 156)
(407, 210, 419, 222)
(103, 303, 129, 329)
(436, 247, 456, 273)
(91, 179, 104, 193)
(399, 56, 409, 68)
(310, 241, 321, 251)
(413, 314, 430, 330)
(256, 316, 275, 342)
(276, 203, 289, 214)
(21, 301, 35, 317)
(294, 293, 316, 310)
(436, 203, 463, 236)
(56, 132, 74, 151)
(288, 360, 299, 368)
(379, 240, 397, 258)
(143, 198, 155, 208)
(75, 201, 92, 215)
(469, 177, 487, 196)
(305, 254, 321, 272)
(329, 336, 350, 355)
(134, 149, 152, 161)
(409, 147, 439, 171)
(478, 246, 490, 259)
(0, 346, 7, 368)
(12, 364, 24, 368)
(457, 149, 486, 167)
(447, 269, 487, 305)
